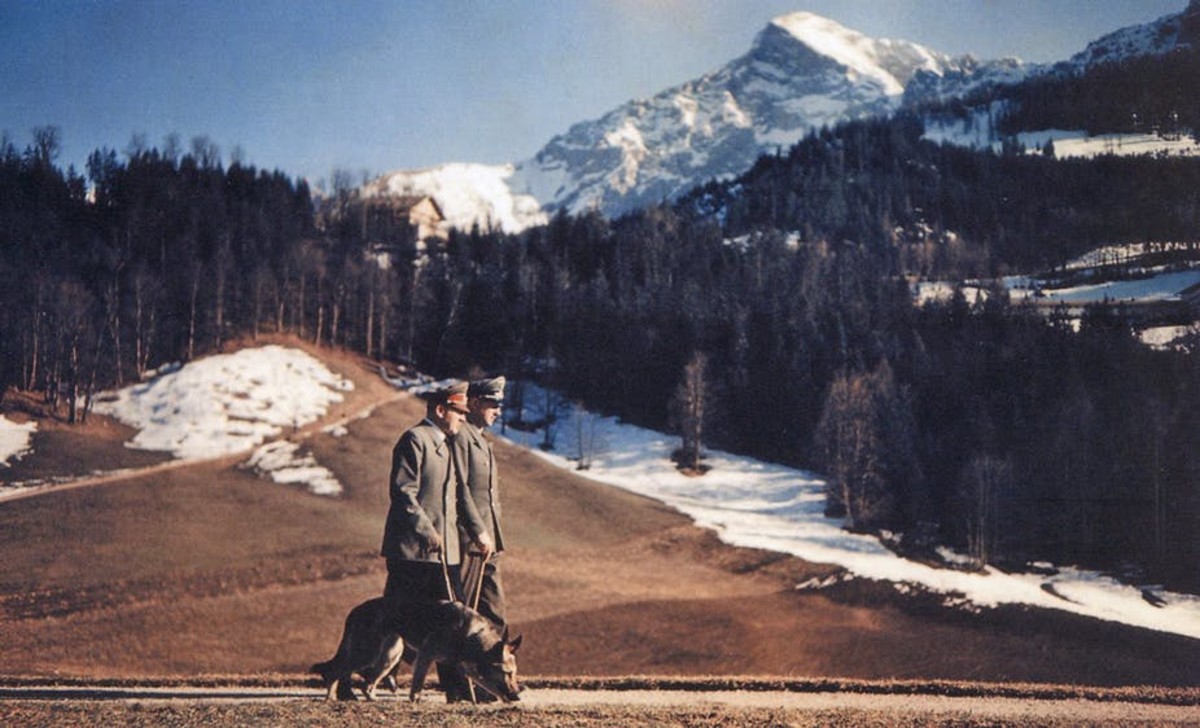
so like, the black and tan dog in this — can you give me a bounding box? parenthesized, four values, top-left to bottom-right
(311, 597, 522, 703)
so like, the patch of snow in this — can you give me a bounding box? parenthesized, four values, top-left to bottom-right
(244, 440, 342, 496)
(1140, 325, 1194, 350)
(91, 345, 353, 460)
(1043, 131, 1200, 159)
(923, 116, 1200, 159)
(497, 381, 1200, 640)
(1060, 242, 1199, 271)
(322, 423, 350, 437)
(0, 415, 37, 467)
(913, 281, 991, 306)
(1019, 269, 1200, 305)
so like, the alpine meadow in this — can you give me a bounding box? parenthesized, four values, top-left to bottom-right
(2, 2, 1200, 724)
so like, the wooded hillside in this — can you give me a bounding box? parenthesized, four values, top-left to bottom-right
(3, 60, 1199, 590)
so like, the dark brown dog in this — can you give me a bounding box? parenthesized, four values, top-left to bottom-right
(311, 597, 521, 703)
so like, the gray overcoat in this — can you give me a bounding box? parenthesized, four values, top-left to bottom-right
(380, 419, 462, 564)
(454, 421, 505, 554)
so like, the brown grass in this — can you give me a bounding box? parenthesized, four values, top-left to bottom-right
(1, 338, 1197, 693)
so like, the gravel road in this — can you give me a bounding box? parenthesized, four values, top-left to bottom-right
(1, 684, 1197, 726)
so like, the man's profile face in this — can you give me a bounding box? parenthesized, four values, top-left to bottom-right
(435, 403, 467, 435)
(469, 397, 502, 428)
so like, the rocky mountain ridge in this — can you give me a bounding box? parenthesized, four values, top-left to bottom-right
(367, 5, 1196, 230)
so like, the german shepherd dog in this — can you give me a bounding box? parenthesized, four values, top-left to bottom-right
(311, 597, 522, 703)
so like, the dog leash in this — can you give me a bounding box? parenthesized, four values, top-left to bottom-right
(438, 549, 489, 703)
(436, 549, 488, 606)
(463, 550, 487, 610)
(438, 549, 456, 604)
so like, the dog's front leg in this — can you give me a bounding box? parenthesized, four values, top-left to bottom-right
(408, 651, 434, 702)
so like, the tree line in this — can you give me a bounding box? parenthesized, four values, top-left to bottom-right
(0, 129, 321, 418)
(1, 110, 1197, 590)
(685, 113, 1200, 277)
(991, 5, 1200, 141)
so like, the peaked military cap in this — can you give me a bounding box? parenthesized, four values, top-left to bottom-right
(468, 375, 506, 402)
(443, 381, 470, 412)
(423, 381, 470, 413)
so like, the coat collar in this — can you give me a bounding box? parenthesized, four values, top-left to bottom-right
(420, 418, 449, 446)
(462, 421, 490, 448)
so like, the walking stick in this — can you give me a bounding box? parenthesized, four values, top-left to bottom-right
(462, 550, 489, 610)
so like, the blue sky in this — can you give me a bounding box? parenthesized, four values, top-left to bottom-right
(0, 1, 1187, 187)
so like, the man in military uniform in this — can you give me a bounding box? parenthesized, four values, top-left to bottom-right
(379, 381, 474, 701)
(380, 381, 471, 604)
(455, 376, 509, 631)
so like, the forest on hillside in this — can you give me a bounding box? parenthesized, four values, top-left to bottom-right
(993, 49, 1200, 141)
(687, 113, 1200, 275)
(3, 96, 1199, 590)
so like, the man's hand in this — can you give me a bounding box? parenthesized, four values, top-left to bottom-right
(472, 534, 494, 559)
(421, 531, 442, 555)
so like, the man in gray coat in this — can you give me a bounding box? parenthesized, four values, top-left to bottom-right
(380, 381, 470, 605)
(455, 376, 508, 630)
(380, 381, 474, 701)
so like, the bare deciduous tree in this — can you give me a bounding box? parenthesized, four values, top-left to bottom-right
(569, 401, 606, 470)
(190, 135, 221, 168)
(959, 455, 1011, 568)
(539, 386, 559, 452)
(671, 351, 709, 473)
(30, 125, 61, 165)
(814, 361, 917, 530)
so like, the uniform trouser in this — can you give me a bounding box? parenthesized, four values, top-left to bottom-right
(383, 559, 472, 701)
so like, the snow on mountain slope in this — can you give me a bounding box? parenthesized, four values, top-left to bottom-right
(909, 2, 1198, 106)
(365, 5, 1194, 229)
(922, 111, 1200, 159)
(360, 162, 547, 235)
(771, 11, 940, 95)
(917, 0, 1200, 160)
(1066, 0, 1199, 69)
(510, 11, 971, 218)
(496, 381, 1200, 640)
(901, 55, 1031, 106)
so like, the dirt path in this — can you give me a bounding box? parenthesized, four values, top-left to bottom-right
(530, 690, 1195, 724)
(0, 452, 246, 504)
(525, 688, 1200, 722)
(0, 683, 1195, 726)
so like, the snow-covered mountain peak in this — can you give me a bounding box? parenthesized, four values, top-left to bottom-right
(765, 11, 946, 95)
(368, 6, 1188, 225)
(506, 12, 970, 217)
(1066, 0, 1199, 68)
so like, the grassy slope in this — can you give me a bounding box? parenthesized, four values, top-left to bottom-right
(0, 337, 1197, 686)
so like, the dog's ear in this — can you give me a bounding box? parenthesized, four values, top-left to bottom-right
(507, 634, 523, 653)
